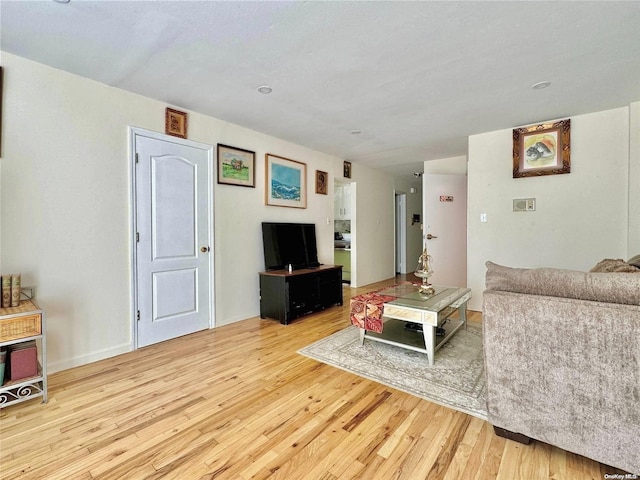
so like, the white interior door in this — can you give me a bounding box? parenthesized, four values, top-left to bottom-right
(423, 174, 467, 287)
(133, 131, 213, 347)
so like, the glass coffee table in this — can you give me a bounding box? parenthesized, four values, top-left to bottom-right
(358, 283, 472, 365)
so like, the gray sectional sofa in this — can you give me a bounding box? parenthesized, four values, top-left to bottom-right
(482, 261, 640, 474)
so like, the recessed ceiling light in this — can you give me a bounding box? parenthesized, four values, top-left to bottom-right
(53, 0, 71, 3)
(257, 86, 272, 94)
(350, 130, 362, 135)
(532, 81, 551, 90)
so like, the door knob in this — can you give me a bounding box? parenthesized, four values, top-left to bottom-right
(426, 234, 438, 240)
(200, 246, 210, 253)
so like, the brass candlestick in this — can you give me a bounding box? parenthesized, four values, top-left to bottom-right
(414, 247, 434, 295)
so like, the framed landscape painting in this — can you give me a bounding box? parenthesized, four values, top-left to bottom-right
(265, 153, 307, 208)
(217, 144, 255, 187)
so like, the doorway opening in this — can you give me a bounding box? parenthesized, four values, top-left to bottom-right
(334, 179, 355, 285)
(395, 192, 407, 274)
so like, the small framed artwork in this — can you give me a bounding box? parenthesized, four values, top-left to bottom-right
(513, 118, 570, 178)
(343, 161, 352, 179)
(217, 144, 255, 187)
(316, 170, 328, 195)
(165, 107, 188, 139)
(265, 153, 307, 208)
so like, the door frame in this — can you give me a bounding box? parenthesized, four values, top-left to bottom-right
(394, 191, 407, 274)
(334, 178, 356, 286)
(128, 126, 215, 349)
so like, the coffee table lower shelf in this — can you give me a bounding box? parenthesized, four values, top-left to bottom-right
(359, 316, 465, 362)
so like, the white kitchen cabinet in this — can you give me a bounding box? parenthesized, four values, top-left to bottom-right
(334, 184, 351, 220)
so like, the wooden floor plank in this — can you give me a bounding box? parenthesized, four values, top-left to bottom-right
(0, 276, 624, 479)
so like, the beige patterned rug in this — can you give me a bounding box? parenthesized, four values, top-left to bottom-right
(298, 323, 487, 420)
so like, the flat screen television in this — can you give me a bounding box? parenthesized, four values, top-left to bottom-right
(261, 222, 320, 271)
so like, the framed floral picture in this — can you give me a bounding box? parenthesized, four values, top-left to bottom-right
(217, 144, 255, 187)
(265, 154, 307, 208)
(513, 119, 570, 178)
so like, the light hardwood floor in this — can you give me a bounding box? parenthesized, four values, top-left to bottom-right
(0, 276, 624, 479)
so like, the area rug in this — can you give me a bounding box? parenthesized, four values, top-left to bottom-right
(298, 324, 487, 420)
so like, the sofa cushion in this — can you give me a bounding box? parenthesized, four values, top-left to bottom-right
(485, 261, 640, 305)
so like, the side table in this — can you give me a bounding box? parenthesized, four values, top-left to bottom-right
(0, 289, 47, 407)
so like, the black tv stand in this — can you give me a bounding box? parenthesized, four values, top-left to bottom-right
(259, 265, 343, 324)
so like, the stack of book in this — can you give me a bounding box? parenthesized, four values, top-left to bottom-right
(0, 348, 6, 386)
(6, 341, 38, 381)
(1, 273, 21, 308)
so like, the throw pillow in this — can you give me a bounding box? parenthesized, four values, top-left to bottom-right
(627, 254, 640, 268)
(590, 259, 640, 273)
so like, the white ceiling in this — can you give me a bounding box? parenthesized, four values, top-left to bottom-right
(2, 1, 639, 178)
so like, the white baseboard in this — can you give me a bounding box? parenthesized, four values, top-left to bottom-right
(47, 342, 132, 374)
(214, 310, 260, 327)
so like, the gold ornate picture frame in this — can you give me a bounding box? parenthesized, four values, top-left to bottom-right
(315, 170, 328, 195)
(165, 107, 188, 139)
(513, 119, 570, 178)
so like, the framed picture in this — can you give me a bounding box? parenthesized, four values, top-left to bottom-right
(316, 170, 328, 195)
(265, 153, 307, 208)
(513, 119, 570, 178)
(217, 144, 255, 187)
(343, 161, 352, 179)
(165, 107, 188, 139)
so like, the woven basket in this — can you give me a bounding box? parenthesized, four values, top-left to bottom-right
(0, 313, 42, 342)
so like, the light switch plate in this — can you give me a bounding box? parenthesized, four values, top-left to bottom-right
(526, 198, 536, 211)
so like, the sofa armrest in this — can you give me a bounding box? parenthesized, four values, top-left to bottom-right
(483, 290, 640, 474)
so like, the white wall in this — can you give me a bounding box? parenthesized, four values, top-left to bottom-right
(424, 155, 468, 175)
(467, 107, 632, 311)
(0, 52, 397, 372)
